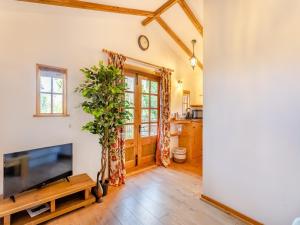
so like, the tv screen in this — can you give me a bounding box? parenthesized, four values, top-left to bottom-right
(3, 143, 73, 198)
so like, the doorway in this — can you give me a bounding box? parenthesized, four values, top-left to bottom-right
(123, 71, 160, 172)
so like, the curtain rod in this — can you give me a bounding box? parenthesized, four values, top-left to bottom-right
(102, 49, 174, 72)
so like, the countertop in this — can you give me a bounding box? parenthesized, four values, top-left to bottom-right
(171, 118, 203, 124)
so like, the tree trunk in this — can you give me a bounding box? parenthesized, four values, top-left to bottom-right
(100, 128, 109, 183)
(99, 144, 106, 184)
(101, 149, 107, 183)
(108, 143, 111, 183)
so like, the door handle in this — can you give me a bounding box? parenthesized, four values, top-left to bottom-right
(135, 154, 138, 166)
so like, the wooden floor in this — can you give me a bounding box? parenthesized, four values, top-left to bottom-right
(46, 163, 245, 225)
(169, 158, 203, 176)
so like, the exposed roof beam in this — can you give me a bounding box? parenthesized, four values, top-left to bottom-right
(177, 0, 203, 36)
(156, 17, 203, 69)
(142, 0, 178, 26)
(18, 0, 155, 17)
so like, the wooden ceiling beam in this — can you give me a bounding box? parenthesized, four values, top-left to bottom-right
(156, 17, 203, 69)
(142, 0, 178, 26)
(177, 0, 203, 36)
(18, 0, 155, 17)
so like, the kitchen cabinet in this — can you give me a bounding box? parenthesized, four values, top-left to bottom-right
(177, 120, 203, 161)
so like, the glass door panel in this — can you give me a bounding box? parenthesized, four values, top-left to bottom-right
(139, 77, 159, 166)
(124, 75, 137, 170)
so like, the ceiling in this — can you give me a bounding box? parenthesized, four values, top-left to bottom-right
(19, 0, 203, 68)
(162, 1, 203, 62)
(82, 0, 203, 65)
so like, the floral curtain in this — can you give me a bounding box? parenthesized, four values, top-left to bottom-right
(156, 68, 172, 167)
(107, 51, 127, 186)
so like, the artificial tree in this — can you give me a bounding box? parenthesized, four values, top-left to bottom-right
(76, 61, 130, 196)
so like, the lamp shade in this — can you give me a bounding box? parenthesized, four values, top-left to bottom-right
(190, 39, 197, 70)
(190, 56, 197, 69)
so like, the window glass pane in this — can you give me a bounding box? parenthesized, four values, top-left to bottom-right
(125, 125, 134, 139)
(142, 109, 149, 123)
(140, 124, 149, 137)
(141, 94, 149, 108)
(151, 81, 158, 94)
(183, 104, 188, 112)
(150, 123, 158, 136)
(125, 93, 134, 108)
(150, 95, 158, 108)
(183, 93, 190, 107)
(150, 109, 158, 122)
(53, 94, 63, 113)
(40, 93, 51, 113)
(40, 76, 51, 93)
(126, 108, 134, 123)
(142, 80, 150, 93)
(53, 77, 63, 93)
(125, 76, 135, 92)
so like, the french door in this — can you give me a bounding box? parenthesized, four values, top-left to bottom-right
(124, 72, 160, 172)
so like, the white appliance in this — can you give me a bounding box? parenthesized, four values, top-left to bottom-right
(173, 147, 187, 163)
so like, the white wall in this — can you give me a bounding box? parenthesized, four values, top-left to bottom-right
(203, 1, 300, 224)
(0, 1, 202, 194)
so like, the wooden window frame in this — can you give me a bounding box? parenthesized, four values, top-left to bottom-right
(34, 64, 69, 117)
(123, 67, 161, 140)
(182, 90, 190, 113)
(140, 77, 160, 138)
(124, 75, 136, 140)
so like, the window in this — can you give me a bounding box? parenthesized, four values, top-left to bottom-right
(123, 75, 160, 140)
(141, 79, 159, 137)
(182, 90, 190, 113)
(35, 64, 68, 117)
(124, 76, 135, 139)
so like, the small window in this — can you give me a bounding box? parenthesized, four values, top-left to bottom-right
(35, 64, 68, 117)
(182, 90, 190, 113)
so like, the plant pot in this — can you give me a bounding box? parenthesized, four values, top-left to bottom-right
(101, 179, 109, 197)
(92, 186, 103, 203)
(92, 172, 103, 203)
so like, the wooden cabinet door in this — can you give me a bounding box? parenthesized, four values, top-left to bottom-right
(193, 123, 202, 159)
(178, 122, 203, 161)
(178, 123, 193, 161)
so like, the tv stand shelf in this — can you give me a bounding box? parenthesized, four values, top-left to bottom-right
(0, 174, 96, 225)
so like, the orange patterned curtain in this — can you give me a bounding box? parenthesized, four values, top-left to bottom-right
(156, 68, 172, 167)
(107, 51, 127, 186)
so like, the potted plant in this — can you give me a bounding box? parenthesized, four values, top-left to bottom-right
(76, 61, 130, 202)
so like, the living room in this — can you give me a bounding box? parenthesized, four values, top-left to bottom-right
(1, 0, 206, 224)
(1, 1, 300, 225)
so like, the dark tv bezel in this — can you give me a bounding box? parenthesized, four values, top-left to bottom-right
(3, 143, 73, 199)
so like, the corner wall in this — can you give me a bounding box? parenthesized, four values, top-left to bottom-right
(203, 1, 300, 224)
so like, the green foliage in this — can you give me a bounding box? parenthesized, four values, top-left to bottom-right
(76, 61, 131, 181)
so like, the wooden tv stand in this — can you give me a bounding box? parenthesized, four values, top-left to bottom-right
(0, 174, 96, 225)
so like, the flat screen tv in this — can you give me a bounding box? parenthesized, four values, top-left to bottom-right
(3, 143, 73, 199)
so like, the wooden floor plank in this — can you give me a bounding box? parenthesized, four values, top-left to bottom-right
(46, 163, 245, 225)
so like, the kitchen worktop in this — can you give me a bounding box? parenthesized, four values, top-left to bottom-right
(170, 119, 203, 137)
(171, 118, 203, 124)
